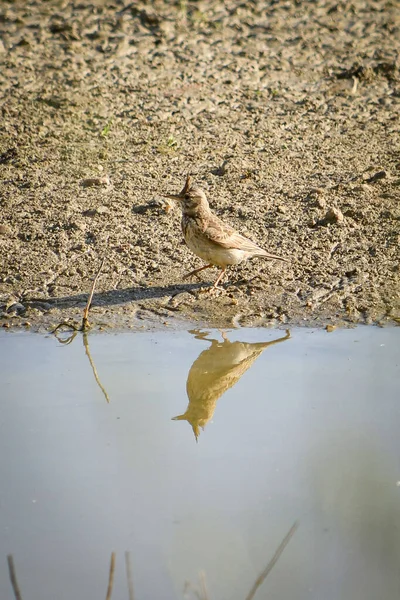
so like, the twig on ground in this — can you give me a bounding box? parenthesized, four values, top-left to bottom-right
(125, 551, 135, 600)
(244, 521, 298, 600)
(105, 552, 116, 600)
(82, 256, 106, 331)
(7, 555, 23, 600)
(51, 256, 106, 336)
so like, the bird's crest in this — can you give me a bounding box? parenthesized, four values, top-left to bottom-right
(179, 174, 192, 196)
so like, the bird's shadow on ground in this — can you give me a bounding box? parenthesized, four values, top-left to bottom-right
(24, 282, 206, 311)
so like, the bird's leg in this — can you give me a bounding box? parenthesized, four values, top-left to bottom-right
(183, 263, 213, 280)
(213, 268, 226, 288)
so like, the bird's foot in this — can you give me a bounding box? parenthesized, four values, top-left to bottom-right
(196, 285, 225, 297)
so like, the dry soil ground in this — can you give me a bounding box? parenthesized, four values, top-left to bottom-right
(0, 0, 399, 331)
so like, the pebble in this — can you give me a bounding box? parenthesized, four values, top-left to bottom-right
(308, 188, 326, 209)
(80, 175, 110, 187)
(96, 205, 109, 215)
(309, 187, 324, 197)
(0, 224, 12, 235)
(323, 207, 344, 224)
(8, 302, 26, 315)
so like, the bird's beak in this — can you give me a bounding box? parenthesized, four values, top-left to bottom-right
(162, 193, 183, 201)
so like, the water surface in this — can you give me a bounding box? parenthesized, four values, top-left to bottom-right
(0, 326, 399, 599)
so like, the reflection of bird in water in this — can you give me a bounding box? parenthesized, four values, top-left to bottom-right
(173, 329, 290, 441)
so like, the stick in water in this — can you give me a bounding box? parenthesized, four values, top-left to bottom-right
(245, 521, 298, 600)
(7, 555, 23, 600)
(105, 552, 116, 600)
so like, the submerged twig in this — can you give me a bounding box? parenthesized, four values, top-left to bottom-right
(244, 521, 298, 600)
(199, 570, 209, 600)
(183, 571, 209, 600)
(7, 555, 23, 600)
(105, 552, 116, 600)
(125, 551, 135, 600)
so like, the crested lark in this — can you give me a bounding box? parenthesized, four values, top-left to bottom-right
(164, 175, 289, 288)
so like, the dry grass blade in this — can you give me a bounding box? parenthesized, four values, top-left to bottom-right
(7, 555, 23, 600)
(244, 521, 298, 600)
(105, 552, 116, 600)
(125, 551, 135, 600)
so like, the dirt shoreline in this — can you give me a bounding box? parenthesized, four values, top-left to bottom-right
(1, 0, 399, 332)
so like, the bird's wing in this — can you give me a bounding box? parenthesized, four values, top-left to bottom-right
(203, 213, 265, 253)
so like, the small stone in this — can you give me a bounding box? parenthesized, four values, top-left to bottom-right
(309, 187, 324, 196)
(80, 175, 110, 187)
(0, 224, 12, 235)
(323, 207, 344, 224)
(7, 302, 26, 315)
(308, 188, 326, 208)
(326, 324, 337, 332)
(96, 205, 109, 214)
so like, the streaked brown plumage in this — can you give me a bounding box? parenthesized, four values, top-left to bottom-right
(164, 175, 289, 287)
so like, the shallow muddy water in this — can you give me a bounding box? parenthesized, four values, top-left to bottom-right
(0, 326, 399, 600)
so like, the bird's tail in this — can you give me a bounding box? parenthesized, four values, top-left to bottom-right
(259, 250, 289, 263)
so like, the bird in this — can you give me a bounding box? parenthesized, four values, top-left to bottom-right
(163, 175, 289, 288)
